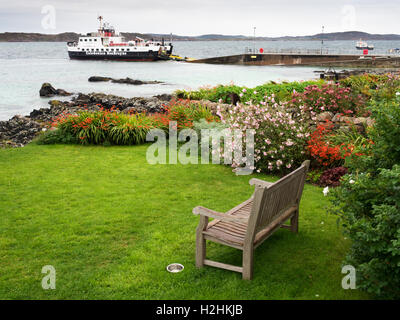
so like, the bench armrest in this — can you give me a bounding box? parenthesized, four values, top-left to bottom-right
(249, 178, 274, 188)
(193, 206, 248, 224)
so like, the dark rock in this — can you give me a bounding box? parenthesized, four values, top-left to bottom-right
(88, 76, 112, 82)
(55, 89, 72, 96)
(154, 94, 172, 101)
(110, 77, 163, 85)
(39, 83, 72, 97)
(39, 83, 58, 97)
(88, 76, 163, 85)
(332, 113, 342, 122)
(316, 111, 334, 122)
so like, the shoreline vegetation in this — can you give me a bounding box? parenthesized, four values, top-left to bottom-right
(1, 31, 400, 42)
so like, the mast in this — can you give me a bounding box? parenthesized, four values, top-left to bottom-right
(98, 15, 103, 35)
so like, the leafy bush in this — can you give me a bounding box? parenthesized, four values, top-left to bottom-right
(165, 99, 218, 129)
(331, 167, 400, 299)
(49, 100, 218, 145)
(307, 169, 323, 184)
(35, 129, 78, 145)
(319, 166, 348, 187)
(175, 80, 323, 104)
(290, 83, 368, 116)
(345, 97, 400, 173)
(193, 118, 229, 143)
(53, 109, 155, 145)
(221, 97, 310, 173)
(340, 73, 400, 101)
(331, 96, 400, 299)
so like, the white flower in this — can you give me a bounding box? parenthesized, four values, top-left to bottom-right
(396, 92, 400, 96)
(323, 187, 329, 196)
(349, 179, 355, 184)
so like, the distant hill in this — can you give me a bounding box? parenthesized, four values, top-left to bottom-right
(292, 31, 400, 41)
(1, 31, 400, 42)
(0, 32, 80, 42)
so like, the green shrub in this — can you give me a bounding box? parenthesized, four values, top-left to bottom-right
(35, 129, 78, 145)
(193, 118, 229, 149)
(175, 80, 324, 104)
(340, 73, 400, 101)
(331, 95, 400, 299)
(345, 97, 400, 173)
(331, 167, 400, 299)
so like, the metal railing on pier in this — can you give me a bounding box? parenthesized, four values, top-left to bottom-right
(244, 47, 400, 56)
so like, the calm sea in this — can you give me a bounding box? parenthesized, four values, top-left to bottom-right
(1, 40, 399, 120)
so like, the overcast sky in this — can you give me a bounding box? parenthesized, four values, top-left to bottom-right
(0, 0, 399, 36)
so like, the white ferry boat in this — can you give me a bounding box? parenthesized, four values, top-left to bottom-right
(67, 16, 173, 61)
(356, 39, 374, 50)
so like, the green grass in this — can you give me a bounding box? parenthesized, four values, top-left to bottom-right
(0, 143, 369, 299)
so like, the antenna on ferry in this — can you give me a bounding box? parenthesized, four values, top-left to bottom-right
(98, 15, 103, 30)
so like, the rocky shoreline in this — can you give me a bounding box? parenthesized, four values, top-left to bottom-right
(0, 86, 174, 148)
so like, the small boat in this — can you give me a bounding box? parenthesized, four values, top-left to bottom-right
(67, 16, 173, 61)
(356, 39, 374, 50)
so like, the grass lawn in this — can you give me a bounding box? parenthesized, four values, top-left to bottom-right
(0, 143, 369, 299)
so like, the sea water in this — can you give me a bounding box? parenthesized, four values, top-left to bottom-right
(0, 40, 399, 120)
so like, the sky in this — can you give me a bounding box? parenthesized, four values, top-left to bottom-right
(0, 0, 399, 37)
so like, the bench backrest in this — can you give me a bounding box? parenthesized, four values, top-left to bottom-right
(248, 160, 310, 235)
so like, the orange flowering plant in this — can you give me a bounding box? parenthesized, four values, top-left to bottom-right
(48, 100, 218, 145)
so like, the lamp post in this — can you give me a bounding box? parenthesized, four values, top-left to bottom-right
(321, 26, 324, 55)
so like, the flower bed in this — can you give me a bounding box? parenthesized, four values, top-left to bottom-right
(40, 100, 218, 145)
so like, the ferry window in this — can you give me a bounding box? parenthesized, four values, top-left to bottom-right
(81, 49, 84, 51)
(79, 39, 82, 42)
(101, 49, 104, 51)
(89, 39, 92, 41)
(121, 49, 124, 51)
(116, 49, 119, 51)
(94, 39, 97, 42)
(96, 49, 99, 51)
(84, 39, 87, 41)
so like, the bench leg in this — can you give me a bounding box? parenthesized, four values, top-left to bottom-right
(196, 215, 208, 268)
(196, 233, 206, 268)
(290, 210, 299, 233)
(242, 247, 254, 280)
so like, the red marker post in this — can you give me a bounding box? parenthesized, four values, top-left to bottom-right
(259, 48, 264, 54)
(363, 49, 369, 55)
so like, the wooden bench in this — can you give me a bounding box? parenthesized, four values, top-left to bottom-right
(193, 160, 310, 280)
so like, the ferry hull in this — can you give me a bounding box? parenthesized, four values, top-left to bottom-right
(68, 50, 169, 61)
